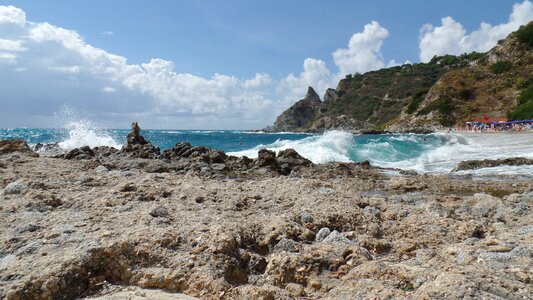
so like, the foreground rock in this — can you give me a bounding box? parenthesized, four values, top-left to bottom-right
(453, 157, 533, 171)
(0, 140, 38, 157)
(1, 143, 532, 299)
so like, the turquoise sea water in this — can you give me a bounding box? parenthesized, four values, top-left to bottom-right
(1, 126, 532, 175)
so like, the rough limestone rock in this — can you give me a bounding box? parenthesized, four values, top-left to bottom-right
(0, 138, 531, 299)
(0, 139, 38, 157)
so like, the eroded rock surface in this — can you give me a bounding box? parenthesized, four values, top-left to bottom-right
(1, 145, 532, 299)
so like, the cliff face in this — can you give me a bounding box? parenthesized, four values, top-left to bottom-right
(264, 86, 322, 132)
(267, 22, 533, 133)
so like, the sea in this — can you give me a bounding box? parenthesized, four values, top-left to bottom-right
(2, 121, 533, 177)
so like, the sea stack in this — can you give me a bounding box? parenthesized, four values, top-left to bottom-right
(121, 122, 161, 158)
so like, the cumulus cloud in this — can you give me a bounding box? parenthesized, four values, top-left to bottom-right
(332, 21, 389, 76)
(0, 5, 26, 25)
(0, 5, 395, 129)
(278, 21, 393, 105)
(419, 0, 533, 62)
(0, 5, 282, 128)
(278, 58, 333, 105)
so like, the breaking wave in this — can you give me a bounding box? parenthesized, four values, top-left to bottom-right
(230, 131, 533, 175)
(228, 130, 354, 164)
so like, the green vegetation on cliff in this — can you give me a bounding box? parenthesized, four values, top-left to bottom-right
(509, 83, 533, 120)
(267, 22, 533, 132)
(329, 52, 482, 128)
(516, 22, 533, 48)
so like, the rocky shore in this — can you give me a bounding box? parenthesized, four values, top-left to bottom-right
(0, 127, 532, 299)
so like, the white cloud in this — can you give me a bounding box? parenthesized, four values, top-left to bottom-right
(332, 21, 389, 76)
(278, 58, 333, 105)
(101, 31, 114, 36)
(243, 73, 272, 89)
(0, 38, 26, 51)
(0, 5, 398, 128)
(0, 8, 281, 128)
(0, 52, 16, 63)
(0, 5, 26, 25)
(419, 0, 533, 62)
(101, 86, 117, 93)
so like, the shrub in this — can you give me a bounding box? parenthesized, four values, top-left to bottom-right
(516, 22, 533, 48)
(518, 84, 533, 105)
(406, 89, 428, 114)
(458, 88, 473, 100)
(417, 96, 454, 116)
(490, 61, 513, 74)
(508, 101, 533, 120)
(509, 83, 533, 120)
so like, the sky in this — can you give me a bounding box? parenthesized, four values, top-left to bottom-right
(0, 0, 532, 129)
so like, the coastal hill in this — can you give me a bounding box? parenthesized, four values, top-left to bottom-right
(265, 21, 533, 132)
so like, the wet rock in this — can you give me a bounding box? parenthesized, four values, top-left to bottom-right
(33, 142, 60, 153)
(93, 146, 120, 157)
(453, 157, 533, 171)
(2, 180, 28, 195)
(256, 149, 277, 168)
(64, 146, 94, 160)
(277, 148, 312, 173)
(0, 139, 38, 157)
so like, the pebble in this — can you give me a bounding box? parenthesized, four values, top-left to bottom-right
(95, 165, 109, 173)
(3, 181, 28, 195)
(272, 238, 299, 252)
(315, 228, 331, 242)
(149, 206, 169, 218)
(322, 230, 352, 244)
(318, 187, 336, 195)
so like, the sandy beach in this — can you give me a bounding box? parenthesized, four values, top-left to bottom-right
(1, 134, 532, 299)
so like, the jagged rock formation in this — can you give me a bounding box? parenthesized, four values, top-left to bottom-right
(265, 87, 322, 132)
(267, 22, 533, 133)
(121, 122, 161, 158)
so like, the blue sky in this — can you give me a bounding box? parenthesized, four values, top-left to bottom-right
(0, 1, 532, 129)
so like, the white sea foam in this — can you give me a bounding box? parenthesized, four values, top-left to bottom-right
(230, 130, 533, 176)
(397, 132, 533, 175)
(58, 121, 122, 150)
(228, 130, 354, 164)
(53, 107, 122, 150)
